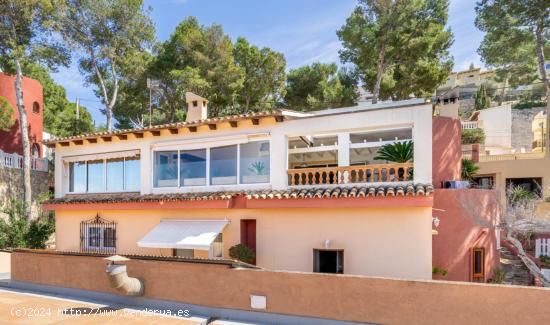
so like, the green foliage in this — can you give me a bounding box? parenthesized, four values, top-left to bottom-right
(490, 268, 507, 284)
(228, 244, 255, 264)
(60, 0, 155, 131)
(248, 161, 266, 175)
(154, 17, 243, 118)
(233, 37, 286, 112)
(374, 141, 413, 163)
(474, 83, 491, 110)
(512, 100, 548, 110)
(0, 199, 55, 249)
(461, 159, 479, 182)
(461, 128, 486, 144)
(285, 63, 358, 111)
(507, 185, 537, 207)
(475, 0, 549, 88)
(337, 0, 453, 102)
(23, 64, 95, 136)
(432, 267, 448, 276)
(0, 96, 15, 131)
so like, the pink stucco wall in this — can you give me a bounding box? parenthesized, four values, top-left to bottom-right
(432, 189, 501, 282)
(432, 116, 461, 188)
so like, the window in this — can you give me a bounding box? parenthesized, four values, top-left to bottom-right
(210, 233, 223, 258)
(180, 149, 206, 186)
(313, 249, 343, 274)
(69, 156, 141, 193)
(80, 215, 116, 253)
(69, 162, 86, 193)
(152, 141, 270, 188)
(32, 102, 40, 114)
(240, 141, 270, 184)
(210, 145, 237, 185)
(106, 158, 124, 192)
(154, 151, 178, 187)
(472, 248, 485, 279)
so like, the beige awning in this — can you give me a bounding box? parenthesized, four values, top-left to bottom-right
(62, 150, 140, 163)
(137, 219, 229, 250)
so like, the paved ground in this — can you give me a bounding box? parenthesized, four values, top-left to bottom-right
(0, 288, 207, 324)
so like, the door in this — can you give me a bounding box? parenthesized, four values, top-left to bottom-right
(240, 219, 256, 264)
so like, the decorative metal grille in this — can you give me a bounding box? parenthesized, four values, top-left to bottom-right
(80, 214, 117, 253)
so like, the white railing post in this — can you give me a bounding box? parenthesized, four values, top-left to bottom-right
(536, 238, 541, 258)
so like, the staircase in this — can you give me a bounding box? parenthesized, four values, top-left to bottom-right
(500, 246, 533, 286)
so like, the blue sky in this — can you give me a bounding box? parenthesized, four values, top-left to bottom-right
(52, 0, 484, 127)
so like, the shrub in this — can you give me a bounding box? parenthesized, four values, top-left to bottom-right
(489, 268, 507, 284)
(432, 267, 448, 276)
(461, 128, 485, 144)
(461, 159, 479, 182)
(229, 244, 255, 264)
(0, 198, 55, 249)
(512, 101, 547, 110)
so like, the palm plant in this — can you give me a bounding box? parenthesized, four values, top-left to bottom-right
(374, 140, 413, 163)
(461, 159, 479, 182)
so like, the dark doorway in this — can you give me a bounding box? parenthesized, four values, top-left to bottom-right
(313, 249, 344, 274)
(240, 219, 256, 264)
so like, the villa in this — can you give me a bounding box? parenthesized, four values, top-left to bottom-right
(44, 94, 436, 280)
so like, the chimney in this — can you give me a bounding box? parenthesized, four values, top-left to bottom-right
(185, 92, 208, 122)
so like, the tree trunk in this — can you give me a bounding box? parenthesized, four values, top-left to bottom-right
(534, 22, 550, 158)
(372, 48, 385, 104)
(14, 58, 32, 220)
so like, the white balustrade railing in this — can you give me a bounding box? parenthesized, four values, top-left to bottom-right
(461, 121, 479, 130)
(0, 150, 48, 172)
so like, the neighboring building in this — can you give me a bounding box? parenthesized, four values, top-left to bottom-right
(0, 72, 44, 158)
(44, 96, 435, 280)
(432, 116, 500, 283)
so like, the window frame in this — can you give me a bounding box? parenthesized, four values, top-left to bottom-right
(313, 248, 344, 274)
(80, 215, 116, 253)
(151, 139, 271, 190)
(68, 156, 141, 194)
(472, 247, 485, 279)
(32, 102, 40, 114)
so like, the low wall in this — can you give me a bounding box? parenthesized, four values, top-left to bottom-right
(11, 250, 550, 324)
(432, 189, 500, 282)
(0, 251, 10, 274)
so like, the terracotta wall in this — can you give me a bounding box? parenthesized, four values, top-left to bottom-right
(11, 251, 550, 325)
(0, 73, 43, 157)
(54, 206, 433, 280)
(432, 116, 461, 188)
(432, 189, 500, 282)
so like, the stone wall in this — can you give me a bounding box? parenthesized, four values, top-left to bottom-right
(0, 166, 53, 219)
(511, 106, 545, 152)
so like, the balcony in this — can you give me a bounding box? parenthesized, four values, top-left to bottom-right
(288, 163, 413, 186)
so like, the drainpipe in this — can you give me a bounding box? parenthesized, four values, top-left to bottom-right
(104, 255, 144, 296)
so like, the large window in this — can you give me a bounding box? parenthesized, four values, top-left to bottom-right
(180, 149, 207, 186)
(69, 156, 141, 193)
(153, 141, 270, 188)
(240, 142, 270, 184)
(154, 151, 178, 187)
(210, 145, 238, 185)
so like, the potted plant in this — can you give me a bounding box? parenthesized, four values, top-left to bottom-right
(242, 161, 269, 184)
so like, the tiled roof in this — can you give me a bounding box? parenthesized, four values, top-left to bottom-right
(43, 110, 286, 145)
(46, 183, 433, 205)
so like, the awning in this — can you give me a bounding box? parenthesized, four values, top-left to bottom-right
(137, 219, 229, 250)
(62, 149, 140, 163)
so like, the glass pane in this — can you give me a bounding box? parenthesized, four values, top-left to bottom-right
(124, 157, 140, 191)
(103, 228, 116, 248)
(106, 158, 124, 192)
(154, 151, 178, 187)
(210, 145, 237, 185)
(88, 227, 101, 247)
(69, 162, 86, 192)
(87, 160, 105, 192)
(240, 141, 270, 184)
(180, 149, 206, 186)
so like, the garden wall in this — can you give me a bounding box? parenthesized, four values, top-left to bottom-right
(11, 250, 550, 325)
